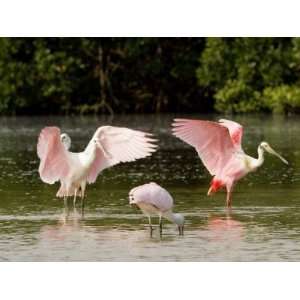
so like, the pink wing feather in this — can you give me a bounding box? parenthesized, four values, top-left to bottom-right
(172, 119, 236, 176)
(87, 126, 158, 183)
(219, 119, 244, 150)
(37, 127, 70, 184)
(129, 182, 173, 212)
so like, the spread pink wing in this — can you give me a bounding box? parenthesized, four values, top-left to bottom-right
(87, 126, 158, 183)
(172, 119, 236, 176)
(129, 182, 173, 212)
(219, 119, 244, 151)
(37, 127, 70, 184)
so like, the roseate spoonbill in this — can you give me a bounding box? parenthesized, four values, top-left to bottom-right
(129, 182, 184, 236)
(37, 126, 158, 210)
(172, 118, 288, 208)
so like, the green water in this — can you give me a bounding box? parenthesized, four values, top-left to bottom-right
(0, 114, 299, 261)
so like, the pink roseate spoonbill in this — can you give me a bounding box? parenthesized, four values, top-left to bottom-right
(129, 182, 184, 236)
(172, 118, 288, 208)
(37, 126, 158, 210)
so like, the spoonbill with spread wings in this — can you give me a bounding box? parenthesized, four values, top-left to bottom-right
(37, 126, 158, 210)
(172, 118, 288, 207)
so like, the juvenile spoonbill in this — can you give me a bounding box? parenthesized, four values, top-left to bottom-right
(37, 126, 158, 209)
(129, 182, 184, 236)
(172, 118, 288, 208)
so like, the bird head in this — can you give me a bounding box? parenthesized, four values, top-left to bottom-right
(60, 133, 71, 150)
(259, 141, 288, 165)
(173, 213, 185, 235)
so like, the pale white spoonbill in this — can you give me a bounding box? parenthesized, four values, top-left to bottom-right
(172, 118, 288, 208)
(37, 126, 158, 210)
(129, 182, 184, 235)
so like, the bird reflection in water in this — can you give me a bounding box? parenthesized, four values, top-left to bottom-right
(206, 212, 244, 241)
(40, 207, 82, 241)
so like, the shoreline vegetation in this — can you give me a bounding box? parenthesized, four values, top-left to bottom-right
(1, 37, 300, 115)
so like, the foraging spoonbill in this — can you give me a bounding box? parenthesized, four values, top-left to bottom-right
(129, 182, 184, 236)
(37, 126, 158, 209)
(172, 118, 288, 207)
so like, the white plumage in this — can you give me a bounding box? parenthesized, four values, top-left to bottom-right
(129, 182, 184, 235)
(37, 126, 158, 210)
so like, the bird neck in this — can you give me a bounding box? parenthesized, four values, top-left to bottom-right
(83, 143, 97, 167)
(61, 136, 71, 150)
(256, 146, 265, 167)
(162, 211, 183, 226)
(63, 140, 71, 150)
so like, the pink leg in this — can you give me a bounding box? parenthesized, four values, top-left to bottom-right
(226, 184, 234, 208)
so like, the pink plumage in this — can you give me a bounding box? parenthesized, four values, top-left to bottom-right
(219, 119, 243, 150)
(37, 127, 70, 184)
(172, 119, 239, 176)
(172, 118, 288, 207)
(129, 182, 184, 235)
(87, 126, 157, 183)
(37, 125, 158, 208)
(129, 182, 173, 212)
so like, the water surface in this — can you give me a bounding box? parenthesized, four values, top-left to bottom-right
(0, 114, 299, 261)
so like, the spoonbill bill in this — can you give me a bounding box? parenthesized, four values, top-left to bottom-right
(129, 182, 184, 236)
(37, 126, 158, 209)
(172, 118, 288, 207)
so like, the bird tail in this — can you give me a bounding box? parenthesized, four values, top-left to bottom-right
(207, 178, 224, 196)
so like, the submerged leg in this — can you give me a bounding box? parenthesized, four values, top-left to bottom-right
(81, 193, 85, 218)
(80, 182, 86, 217)
(73, 189, 77, 208)
(159, 214, 163, 236)
(148, 216, 153, 237)
(81, 197, 85, 217)
(226, 184, 234, 208)
(178, 225, 184, 236)
(63, 196, 69, 217)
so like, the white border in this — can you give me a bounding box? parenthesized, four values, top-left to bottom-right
(1, 0, 300, 36)
(1, 1, 300, 299)
(0, 262, 299, 300)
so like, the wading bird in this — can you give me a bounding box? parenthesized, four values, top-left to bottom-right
(37, 126, 158, 211)
(172, 118, 288, 208)
(129, 182, 184, 236)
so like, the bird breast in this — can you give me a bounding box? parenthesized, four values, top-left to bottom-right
(66, 149, 97, 181)
(137, 202, 160, 216)
(244, 155, 259, 172)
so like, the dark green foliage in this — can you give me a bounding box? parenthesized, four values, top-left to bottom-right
(197, 37, 300, 113)
(1, 37, 300, 115)
(0, 37, 205, 115)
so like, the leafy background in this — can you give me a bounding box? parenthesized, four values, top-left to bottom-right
(1, 37, 300, 115)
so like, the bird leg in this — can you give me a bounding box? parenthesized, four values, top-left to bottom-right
(63, 196, 70, 217)
(159, 215, 163, 236)
(80, 182, 86, 218)
(73, 189, 77, 208)
(178, 225, 184, 236)
(226, 185, 233, 208)
(207, 186, 214, 196)
(148, 216, 153, 237)
(81, 199, 85, 218)
(81, 193, 85, 218)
